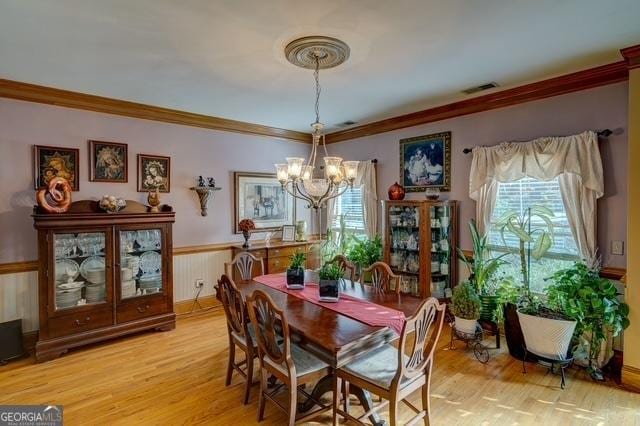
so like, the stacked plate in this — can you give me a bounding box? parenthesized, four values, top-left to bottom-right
(81, 256, 106, 284)
(56, 287, 82, 308)
(139, 275, 162, 292)
(122, 280, 136, 298)
(85, 282, 105, 303)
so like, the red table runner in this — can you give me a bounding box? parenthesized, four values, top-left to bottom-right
(253, 274, 405, 335)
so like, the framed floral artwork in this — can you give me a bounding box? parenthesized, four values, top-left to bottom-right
(234, 172, 295, 233)
(137, 154, 170, 193)
(399, 131, 451, 192)
(33, 145, 80, 191)
(89, 140, 128, 183)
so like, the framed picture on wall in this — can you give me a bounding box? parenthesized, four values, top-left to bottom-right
(89, 140, 128, 183)
(33, 145, 80, 191)
(234, 171, 296, 233)
(399, 131, 451, 192)
(137, 154, 171, 192)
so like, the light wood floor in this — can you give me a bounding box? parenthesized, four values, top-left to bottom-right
(1, 310, 639, 425)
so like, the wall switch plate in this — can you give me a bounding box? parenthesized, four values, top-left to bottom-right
(195, 279, 204, 288)
(611, 240, 624, 256)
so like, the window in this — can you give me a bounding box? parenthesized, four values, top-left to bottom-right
(487, 176, 580, 293)
(330, 186, 365, 234)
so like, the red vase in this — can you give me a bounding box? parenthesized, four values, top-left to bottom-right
(388, 182, 406, 200)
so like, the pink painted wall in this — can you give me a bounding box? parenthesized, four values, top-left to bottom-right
(330, 82, 629, 268)
(0, 98, 312, 264)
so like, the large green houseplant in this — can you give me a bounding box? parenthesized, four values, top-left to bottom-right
(346, 235, 383, 281)
(457, 219, 507, 320)
(546, 262, 630, 379)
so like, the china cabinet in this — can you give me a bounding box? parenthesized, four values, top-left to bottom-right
(382, 200, 458, 298)
(33, 200, 175, 362)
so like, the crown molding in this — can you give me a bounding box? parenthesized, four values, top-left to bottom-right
(0, 79, 311, 143)
(621, 44, 640, 70)
(326, 60, 629, 143)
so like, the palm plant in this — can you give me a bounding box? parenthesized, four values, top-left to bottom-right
(457, 219, 507, 295)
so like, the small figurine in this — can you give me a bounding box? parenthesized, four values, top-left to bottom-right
(36, 177, 72, 213)
(207, 177, 216, 187)
(147, 188, 161, 213)
(197, 176, 206, 187)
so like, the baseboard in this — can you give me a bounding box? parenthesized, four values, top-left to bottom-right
(174, 295, 221, 316)
(621, 365, 640, 392)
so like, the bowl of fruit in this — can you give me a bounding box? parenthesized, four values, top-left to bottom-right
(99, 195, 127, 213)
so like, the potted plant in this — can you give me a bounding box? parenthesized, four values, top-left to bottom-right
(318, 262, 343, 302)
(346, 235, 383, 281)
(457, 219, 507, 321)
(286, 250, 306, 289)
(545, 262, 630, 379)
(451, 282, 481, 335)
(492, 206, 555, 359)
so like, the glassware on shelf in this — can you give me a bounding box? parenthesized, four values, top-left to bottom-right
(120, 229, 163, 300)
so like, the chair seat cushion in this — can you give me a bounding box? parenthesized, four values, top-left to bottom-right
(231, 323, 257, 348)
(264, 343, 328, 377)
(341, 344, 407, 389)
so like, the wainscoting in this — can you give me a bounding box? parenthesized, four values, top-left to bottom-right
(0, 249, 231, 333)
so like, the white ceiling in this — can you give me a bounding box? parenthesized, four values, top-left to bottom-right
(1, 0, 639, 132)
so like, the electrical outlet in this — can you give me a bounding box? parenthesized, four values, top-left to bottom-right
(195, 279, 204, 288)
(611, 240, 624, 256)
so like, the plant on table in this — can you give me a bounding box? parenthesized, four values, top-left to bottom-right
(318, 262, 344, 281)
(545, 261, 630, 379)
(286, 250, 306, 287)
(451, 281, 481, 335)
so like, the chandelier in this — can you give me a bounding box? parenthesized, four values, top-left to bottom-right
(275, 36, 358, 210)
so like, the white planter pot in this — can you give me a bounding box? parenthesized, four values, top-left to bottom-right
(454, 316, 478, 335)
(304, 269, 319, 284)
(517, 311, 577, 360)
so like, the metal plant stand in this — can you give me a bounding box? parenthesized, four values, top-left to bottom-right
(522, 349, 574, 389)
(449, 323, 492, 364)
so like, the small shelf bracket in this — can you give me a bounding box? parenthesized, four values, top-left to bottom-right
(189, 186, 222, 217)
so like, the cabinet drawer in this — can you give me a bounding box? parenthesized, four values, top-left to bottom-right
(233, 248, 267, 259)
(267, 245, 303, 259)
(48, 307, 113, 338)
(267, 256, 289, 274)
(117, 297, 169, 323)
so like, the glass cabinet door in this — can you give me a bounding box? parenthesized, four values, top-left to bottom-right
(119, 229, 163, 299)
(53, 231, 107, 310)
(429, 204, 453, 298)
(387, 204, 421, 296)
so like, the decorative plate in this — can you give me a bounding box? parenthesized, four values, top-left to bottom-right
(57, 281, 85, 290)
(80, 256, 106, 278)
(55, 258, 80, 282)
(139, 251, 161, 276)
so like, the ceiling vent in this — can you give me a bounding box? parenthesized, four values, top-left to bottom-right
(336, 120, 357, 127)
(462, 82, 499, 95)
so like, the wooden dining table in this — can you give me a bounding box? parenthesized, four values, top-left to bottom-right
(238, 278, 424, 426)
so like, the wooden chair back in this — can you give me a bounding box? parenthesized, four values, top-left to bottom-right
(217, 275, 250, 338)
(363, 261, 401, 293)
(246, 289, 292, 370)
(393, 297, 445, 386)
(225, 252, 265, 283)
(329, 255, 356, 283)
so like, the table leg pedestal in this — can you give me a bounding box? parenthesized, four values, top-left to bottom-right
(299, 375, 385, 426)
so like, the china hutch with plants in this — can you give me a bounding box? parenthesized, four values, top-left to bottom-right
(382, 200, 458, 298)
(33, 200, 176, 362)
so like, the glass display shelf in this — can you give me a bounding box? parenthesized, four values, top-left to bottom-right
(120, 229, 164, 300)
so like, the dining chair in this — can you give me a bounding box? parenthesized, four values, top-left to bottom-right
(329, 254, 357, 283)
(362, 261, 402, 294)
(332, 297, 446, 426)
(225, 252, 265, 284)
(218, 274, 257, 405)
(246, 289, 332, 425)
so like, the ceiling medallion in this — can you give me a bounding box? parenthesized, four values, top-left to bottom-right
(285, 36, 350, 70)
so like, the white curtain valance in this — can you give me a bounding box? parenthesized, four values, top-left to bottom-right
(469, 131, 604, 201)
